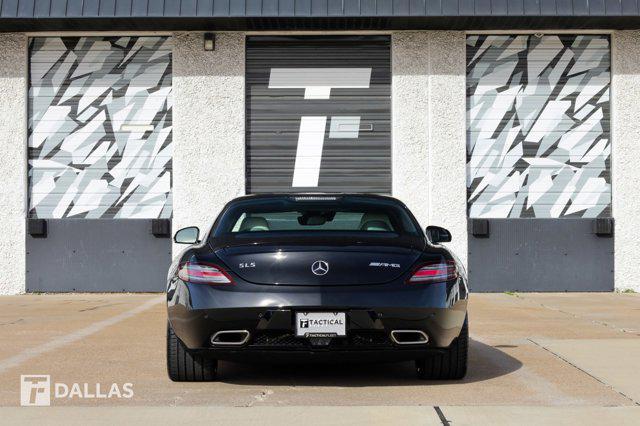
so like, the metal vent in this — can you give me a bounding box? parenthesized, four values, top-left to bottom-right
(28, 219, 47, 238)
(471, 219, 490, 238)
(593, 218, 614, 237)
(151, 219, 171, 238)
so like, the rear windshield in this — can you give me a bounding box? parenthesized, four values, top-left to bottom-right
(213, 196, 421, 237)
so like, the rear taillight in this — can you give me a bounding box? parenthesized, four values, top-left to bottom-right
(407, 260, 458, 284)
(177, 262, 234, 285)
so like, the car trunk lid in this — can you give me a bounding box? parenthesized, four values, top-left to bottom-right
(214, 235, 423, 286)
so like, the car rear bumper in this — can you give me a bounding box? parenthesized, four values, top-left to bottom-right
(167, 278, 468, 358)
(190, 347, 452, 364)
(169, 303, 467, 354)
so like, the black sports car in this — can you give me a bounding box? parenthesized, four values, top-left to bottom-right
(167, 194, 468, 381)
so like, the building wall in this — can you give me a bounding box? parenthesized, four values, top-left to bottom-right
(612, 31, 640, 292)
(0, 34, 27, 295)
(392, 32, 431, 229)
(392, 31, 467, 267)
(427, 32, 468, 267)
(173, 31, 468, 265)
(172, 32, 246, 251)
(0, 30, 634, 293)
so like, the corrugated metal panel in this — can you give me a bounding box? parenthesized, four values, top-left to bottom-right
(468, 219, 614, 291)
(26, 219, 170, 292)
(466, 34, 611, 219)
(246, 36, 391, 194)
(4, 0, 640, 18)
(28, 36, 173, 219)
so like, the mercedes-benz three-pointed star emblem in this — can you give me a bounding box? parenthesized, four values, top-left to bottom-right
(311, 260, 329, 276)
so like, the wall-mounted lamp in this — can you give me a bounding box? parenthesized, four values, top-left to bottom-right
(204, 33, 215, 51)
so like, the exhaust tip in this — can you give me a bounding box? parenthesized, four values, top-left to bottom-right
(390, 330, 429, 345)
(211, 330, 250, 346)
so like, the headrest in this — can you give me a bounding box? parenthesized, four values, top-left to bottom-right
(359, 213, 392, 230)
(239, 216, 270, 232)
(360, 220, 391, 231)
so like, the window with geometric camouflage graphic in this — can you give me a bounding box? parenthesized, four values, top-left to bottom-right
(466, 35, 611, 218)
(28, 36, 172, 219)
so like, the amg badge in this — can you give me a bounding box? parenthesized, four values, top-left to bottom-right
(369, 262, 401, 268)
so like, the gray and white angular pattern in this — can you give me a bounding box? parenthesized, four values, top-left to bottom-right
(466, 35, 611, 218)
(28, 36, 173, 219)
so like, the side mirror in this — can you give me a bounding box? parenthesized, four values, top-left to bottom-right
(174, 226, 200, 244)
(426, 226, 452, 244)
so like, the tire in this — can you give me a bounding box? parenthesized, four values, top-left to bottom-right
(167, 322, 218, 382)
(415, 316, 468, 380)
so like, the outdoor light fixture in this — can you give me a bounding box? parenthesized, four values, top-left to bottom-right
(204, 33, 215, 51)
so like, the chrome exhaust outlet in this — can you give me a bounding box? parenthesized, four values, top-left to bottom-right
(210, 330, 250, 346)
(390, 330, 429, 345)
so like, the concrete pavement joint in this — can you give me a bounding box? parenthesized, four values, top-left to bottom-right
(0, 296, 163, 374)
(527, 338, 639, 406)
(433, 406, 450, 425)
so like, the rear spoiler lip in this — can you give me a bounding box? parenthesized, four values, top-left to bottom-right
(211, 234, 427, 251)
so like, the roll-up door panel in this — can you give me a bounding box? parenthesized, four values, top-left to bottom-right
(28, 36, 173, 219)
(466, 35, 611, 218)
(246, 36, 391, 194)
(466, 34, 614, 292)
(26, 36, 172, 293)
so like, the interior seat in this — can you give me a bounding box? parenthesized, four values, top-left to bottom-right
(359, 213, 393, 230)
(360, 220, 391, 231)
(239, 216, 270, 232)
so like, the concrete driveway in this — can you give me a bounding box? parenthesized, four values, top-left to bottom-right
(0, 292, 638, 425)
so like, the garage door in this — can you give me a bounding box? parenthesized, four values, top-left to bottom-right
(466, 34, 613, 291)
(27, 36, 173, 292)
(246, 36, 391, 193)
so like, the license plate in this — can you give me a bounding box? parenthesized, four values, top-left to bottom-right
(295, 312, 346, 337)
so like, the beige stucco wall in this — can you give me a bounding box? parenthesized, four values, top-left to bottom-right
(391, 32, 431, 227)
(172, 32, 246, 251)
(612, 31, 640, 292)
(392, 31, 468, 267)
(0, 34, 27, 295)
(427, 32, 468, 267)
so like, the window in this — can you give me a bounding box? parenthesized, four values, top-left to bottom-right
(230, 211, 395, 232)
(214, 196, 421, 237)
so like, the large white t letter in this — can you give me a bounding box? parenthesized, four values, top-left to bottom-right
(268, 68, 372, 187)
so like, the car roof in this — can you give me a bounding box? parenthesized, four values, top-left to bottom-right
(226, 193, 403, 204)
